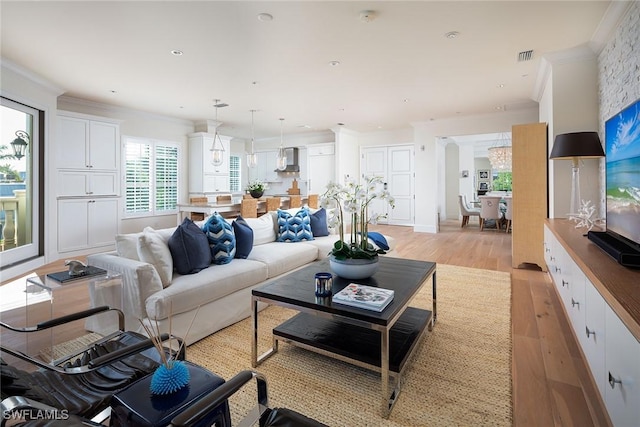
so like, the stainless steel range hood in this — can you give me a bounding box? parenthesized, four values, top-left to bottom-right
(275, 147, 300, 172)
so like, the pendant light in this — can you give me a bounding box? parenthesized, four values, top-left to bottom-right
(276, 118, 287, 171)
(210, 99, 226, 166)
(247, 110, 258, 168)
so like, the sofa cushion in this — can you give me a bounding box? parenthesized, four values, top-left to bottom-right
(116, 233, 141, 260)
(137, 227, 173, 287)
(276, 208, 314, 242)
(202, 213, 236, 265)
(309, 208, 329, 237)
(168, 218, 212, 275)
(244, 214, 276, 246)
(232, 216, 253, 259)
(146, 259, 269, 320)
(248, 241, 318, 278)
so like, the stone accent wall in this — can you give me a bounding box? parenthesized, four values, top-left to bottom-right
(597, 1, 640, 215)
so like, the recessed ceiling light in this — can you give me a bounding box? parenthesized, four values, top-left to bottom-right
(337, 122, 345, 126)
(257, 13, 273, 22)
(495, 106, 504, 110)
(171, 50, 183, 56)
(497, 83, 505, 88)
(110, 90, 117, 94)
(329, 60, 341, 67)
(403, 98, 409, 103)
(444, 31, 459, 39)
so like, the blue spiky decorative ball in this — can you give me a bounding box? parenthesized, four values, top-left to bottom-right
(150, 360, 190, 395)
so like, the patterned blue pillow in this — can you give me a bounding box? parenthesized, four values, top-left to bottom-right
(202, 213, 236, 264)
(277, 208, 314, 242)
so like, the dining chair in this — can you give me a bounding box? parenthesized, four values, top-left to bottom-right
(266, 197, 281, 212)
(503, 195, 513, 233)
(458, 194, 480, 228)
(241, 198, 258, 218)
(216, 194, 232, 204)
(479, 196, 503, 231)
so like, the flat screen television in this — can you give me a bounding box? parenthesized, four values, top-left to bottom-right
(603, 97, 640, 253)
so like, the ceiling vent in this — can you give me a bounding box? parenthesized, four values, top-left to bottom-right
(517, 50, 534, 62)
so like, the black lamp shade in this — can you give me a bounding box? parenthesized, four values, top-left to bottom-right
(550, 131, 605, 159)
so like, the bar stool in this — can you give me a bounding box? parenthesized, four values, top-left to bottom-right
(241, 198, 258, 218)
(289, 195, 302, 208)
(307, 194, 319, 209)
(266, 197, 281, 212)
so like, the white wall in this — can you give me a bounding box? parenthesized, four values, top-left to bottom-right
(444, 143, 460, 219)
(538, 48, 600, 218)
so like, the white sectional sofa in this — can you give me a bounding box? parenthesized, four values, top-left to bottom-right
(87, 209, 395, 345)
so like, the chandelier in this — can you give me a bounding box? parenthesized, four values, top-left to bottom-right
(488, 133, 512, 171)
(210, 99, 227, 166)
(247, 110, 258, 168)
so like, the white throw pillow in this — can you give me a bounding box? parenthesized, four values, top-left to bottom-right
(244, 214, 276, 245)
(137, 226, 173, 287)
(115, 233, 141, 260)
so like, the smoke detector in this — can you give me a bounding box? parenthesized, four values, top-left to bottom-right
(359, 10, 377, 23)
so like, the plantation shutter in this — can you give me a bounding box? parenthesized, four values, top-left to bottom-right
(125, 141, 151, 214)
(155, 144, 178, 212)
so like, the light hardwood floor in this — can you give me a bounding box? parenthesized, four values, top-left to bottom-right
(371, 219, 609, 427)
(2, 219, 609, 426)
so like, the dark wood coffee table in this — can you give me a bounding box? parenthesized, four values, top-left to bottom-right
(251, 256, 436, 417)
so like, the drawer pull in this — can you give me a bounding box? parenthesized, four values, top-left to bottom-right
(585, 326, 595, 338)
(550, 256, 555, 261)
(562, 280, 568, 287)
(571, 298, 579, 308)
(608, 372, 622, 389)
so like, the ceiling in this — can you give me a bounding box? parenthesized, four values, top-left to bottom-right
(0, 1, 619, 140)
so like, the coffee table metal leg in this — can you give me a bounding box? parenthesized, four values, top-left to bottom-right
(429, 271, 437, 331)
(251, 297, 278, 367)
(381, 328, 393, 418)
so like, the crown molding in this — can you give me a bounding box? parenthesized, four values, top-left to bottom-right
(58, 95, 194, 127)
(590, 0, 634, 54)
(1, 57, 64, 96)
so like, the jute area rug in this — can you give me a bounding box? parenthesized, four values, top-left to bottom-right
(187, 264, 512, 426)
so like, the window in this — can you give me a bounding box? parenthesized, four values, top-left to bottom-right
(0, 97, 42, 268)
(230, 154, 240, 192)
(124, 136, 178, 217)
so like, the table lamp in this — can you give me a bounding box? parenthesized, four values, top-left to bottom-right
(550, 131, 605, 214)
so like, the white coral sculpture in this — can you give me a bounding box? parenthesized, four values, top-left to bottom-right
(568, 200, 604, 231)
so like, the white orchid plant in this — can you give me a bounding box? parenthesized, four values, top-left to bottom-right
(320, 176, 395, 260)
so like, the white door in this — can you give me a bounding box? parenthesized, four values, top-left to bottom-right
(361, 145, 415, 225)
(388, 146, 414, 224)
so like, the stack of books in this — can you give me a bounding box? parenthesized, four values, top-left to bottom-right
(332, 283, 394, 312)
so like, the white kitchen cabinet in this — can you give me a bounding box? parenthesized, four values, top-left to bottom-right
(57, 115, 119, 171)
(57, 198, 118, 253)
(188, 132, 231, 194)
(58, 171, 118, 197)
(605, 305, 640, 426)
(248, 150, 280, 184)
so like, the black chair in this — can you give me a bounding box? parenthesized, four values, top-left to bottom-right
(1, 306, 182, 426)
(169, 370, 328, 427)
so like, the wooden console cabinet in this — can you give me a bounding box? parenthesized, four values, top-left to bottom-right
(544, 219, 640, 426)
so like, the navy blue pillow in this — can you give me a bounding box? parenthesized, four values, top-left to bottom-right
(168, 218, 211, 275)
(309, 208, 329, 237)
(202, 213, 236, 264)
(232, 215, 254, 259)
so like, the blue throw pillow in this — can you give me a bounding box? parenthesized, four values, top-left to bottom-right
(202, 213, 236, 264)
(367, 231, 389, 251)
(309, 208, 329, 237)
(168, 218, 211, 275)
(232, 215, 253, 259)
(277, 208, 314, 242)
